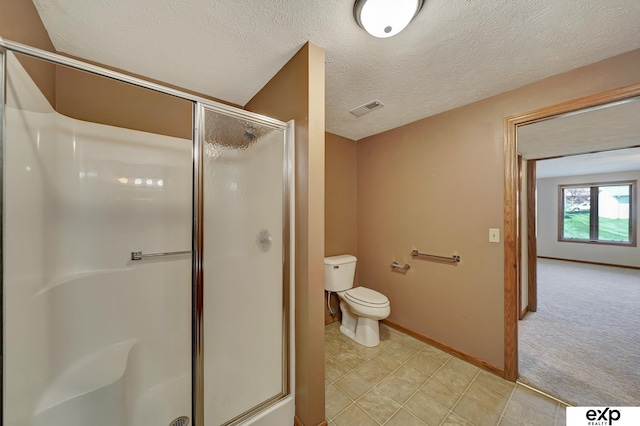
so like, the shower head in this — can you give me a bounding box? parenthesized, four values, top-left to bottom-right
(243, 126, 257, 141)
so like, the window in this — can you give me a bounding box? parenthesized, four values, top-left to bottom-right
(559, 181, 636, 246)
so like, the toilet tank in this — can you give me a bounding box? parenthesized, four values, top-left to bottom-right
(324, 255, 357, 292)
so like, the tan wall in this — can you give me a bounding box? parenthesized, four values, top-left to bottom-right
(325, 132, 358, 257)
(245, 43, 326, 426)
(356, 48, 640, 370)
(55, 65, 192, 139)
(324, 132, 358, 322)
(0, 0, 56, 106)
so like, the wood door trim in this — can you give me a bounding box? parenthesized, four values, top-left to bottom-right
(527, 160, 537, 312)
(517, 155, 523, 319)
(503, 82, 640, 382)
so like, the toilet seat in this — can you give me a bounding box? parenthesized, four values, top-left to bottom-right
(342, 286, 389, 309)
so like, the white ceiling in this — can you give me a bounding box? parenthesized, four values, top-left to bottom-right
(536, 147, 640, 179)
(32, 0, 640, 141)
(519, 97, 640, 179)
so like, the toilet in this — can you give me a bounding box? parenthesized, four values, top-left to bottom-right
(324, 255, 390, 347)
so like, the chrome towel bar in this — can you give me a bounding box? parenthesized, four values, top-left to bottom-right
(131, 250, 191, 261)
(391, 261, 411, 270)
(411, 250, 460, 263)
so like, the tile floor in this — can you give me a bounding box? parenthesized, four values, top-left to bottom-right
(325, 321, 568, 426)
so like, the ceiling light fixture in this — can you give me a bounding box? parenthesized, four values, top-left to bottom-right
(354, 0, 425, 38)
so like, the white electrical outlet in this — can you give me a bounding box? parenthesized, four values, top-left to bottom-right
(489, 228, 500, 243)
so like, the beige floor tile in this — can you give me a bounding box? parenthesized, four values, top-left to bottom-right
(441, 413, 473, 426)
(391, 363, 431, 388)
(336, 332, 357, 347)
(348, 340, 384, 359)
(512, 385, 559, 419)
(421, 345, 453, 364)
(432, 366, 474, 393)
(334, 347, 368, 370)
(326, 357, 351, 382)
(334, 371, 372, 400)
(453, 395, 502, 426)
(354, 357, 393, 385)
(325, 337, 352, 356)
(401, 335, 427, 351)
(325, 384, 353, 420)
(445, 356, 481, 378)
(375, 349, 405, 370)
(384, 339, 421, 362)
(405, 351, 445, 375)
(420, 377, 464, 410)
(379, 324, 405, 342)
(356, 387, 401, 424)
(465, 380, 512, 413)
(385, 408, 428, 426)
(404, 391, 450, 426)
(376, 374, 420, 404)
(474, 371, 516, 396)
(557, 404, 568, 424)
(333, 403, 378, 426)
(503, 398, 557, 426)
(498, 416, 520, 426)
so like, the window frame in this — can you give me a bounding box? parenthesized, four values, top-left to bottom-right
(557, 180, 637, 247)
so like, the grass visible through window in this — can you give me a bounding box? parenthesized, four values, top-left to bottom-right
(563, 211, 631, 242)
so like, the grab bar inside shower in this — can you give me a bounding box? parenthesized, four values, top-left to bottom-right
(411, 250, 460, 263)
(131, 250, 191, 261)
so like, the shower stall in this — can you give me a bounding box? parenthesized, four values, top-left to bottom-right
(1, 40, 294, 426)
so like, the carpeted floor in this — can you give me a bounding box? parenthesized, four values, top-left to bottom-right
(518, 258, 640, 406)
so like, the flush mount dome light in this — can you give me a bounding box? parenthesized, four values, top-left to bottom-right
(354, 0, 425, 38)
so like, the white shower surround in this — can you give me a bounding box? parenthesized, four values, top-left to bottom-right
(5, 53, 192, 426)
(4, 52, 295, 426)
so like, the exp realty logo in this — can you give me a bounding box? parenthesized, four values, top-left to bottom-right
(567, 407, 640, 426)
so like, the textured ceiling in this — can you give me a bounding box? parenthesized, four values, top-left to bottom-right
(32, 0, 640, 141)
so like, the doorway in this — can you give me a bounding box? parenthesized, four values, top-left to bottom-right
(517, 148, 640, 405)
(503, 82, 640, 394)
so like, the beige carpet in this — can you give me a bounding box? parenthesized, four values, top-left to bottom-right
(518, 258, 640, 406)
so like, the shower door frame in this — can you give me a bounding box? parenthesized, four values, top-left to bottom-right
(194, 103, 294, 426)
(0, 39, 294, 426)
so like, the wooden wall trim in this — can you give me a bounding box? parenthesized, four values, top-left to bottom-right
(503, 109, 519, 381)
(538, 256, 640, 271)
(382, 319, 505, 378)
(503, 81, 640, 383)
(517, 155, 523, 320)
(527, 160, 537, 312)
(520, 306, 529, 319)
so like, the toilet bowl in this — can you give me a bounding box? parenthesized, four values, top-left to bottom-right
(324, 255, 390, 347)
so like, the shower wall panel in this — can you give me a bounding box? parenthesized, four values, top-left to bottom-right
(4, 53, 192, 426)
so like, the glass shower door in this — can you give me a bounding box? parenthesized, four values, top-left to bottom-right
(199, 105, 291, 425)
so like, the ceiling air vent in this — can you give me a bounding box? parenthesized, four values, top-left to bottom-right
(350, 99, 384, 117)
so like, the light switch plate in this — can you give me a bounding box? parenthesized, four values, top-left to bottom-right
(489, 228, 500, 243)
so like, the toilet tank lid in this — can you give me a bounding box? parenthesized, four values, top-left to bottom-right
(324, 254, 357, 265)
